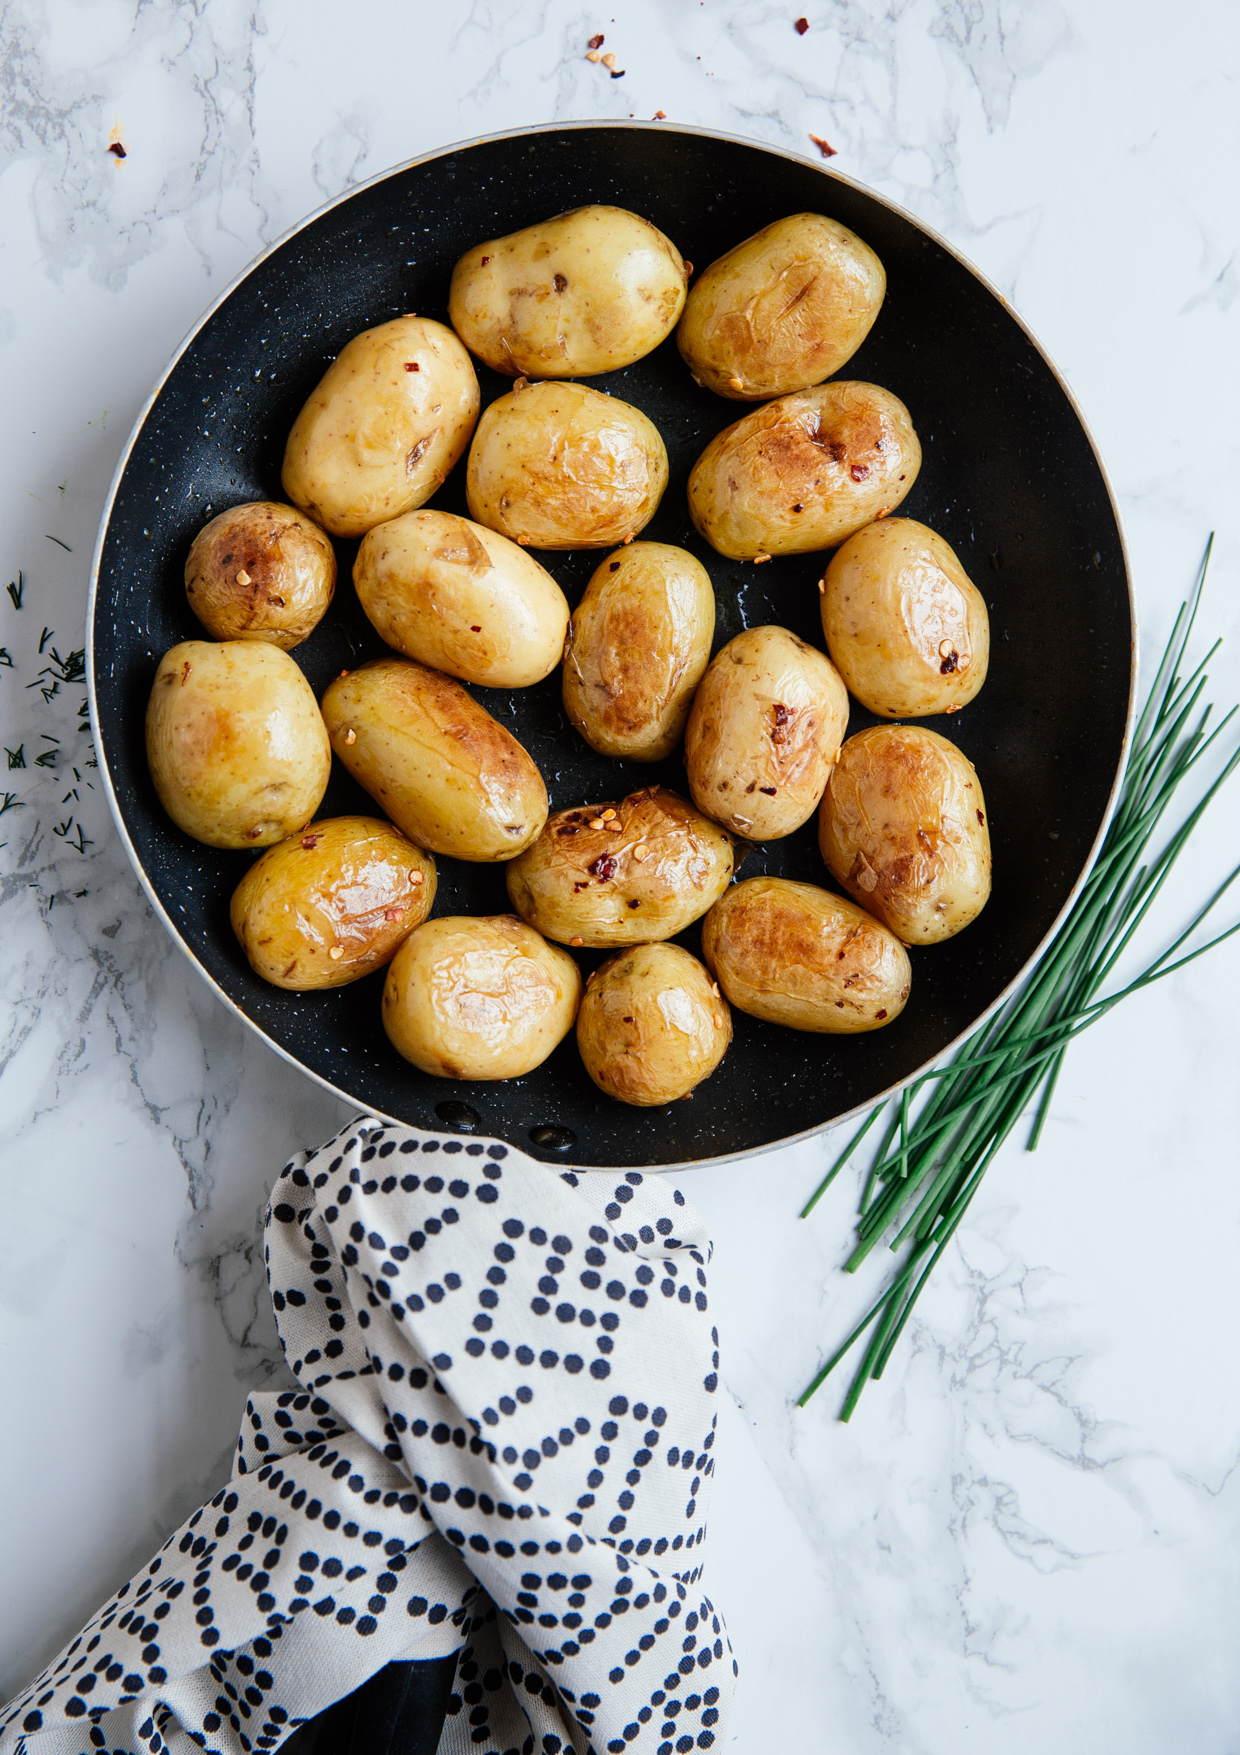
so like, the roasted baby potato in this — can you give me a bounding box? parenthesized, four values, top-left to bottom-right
(382, 914, 581, 1080)
(576, 942, 731, 1106)
(184, 501, 336, 649)
(684, 626, 849, 840)
(677, 213, 886, 401)
(466, 380, 668, 550)
(353, 509, 569, 689)
(321, 657, 548, 862)
(449, 204, 688, 379)
(146, 640, 330, 849)
(819, 724, 991, 944)
(506, 786, 735, 949)
(701, 876, 911, 1033)
(281, 316, 479, 538)
(821, 517, 990, 717)
(687, 381, 920, 560)
(562, 541, 715, 761)
(230, 816, 436, 990)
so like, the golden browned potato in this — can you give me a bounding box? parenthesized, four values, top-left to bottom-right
(448, 205, 688, 378)
(576, 942, 731, 1106)
(382, 915, 581, 1080)
(562, 542, 715, 761)
(684, 626, 849, 840)
(677, 213, 886, 401)
(353, 510, 569, 689)
(821, 518, 990, 717)
(700, 876, 910, 1033)
(184, 502, 336, 648)
(281, 316, 479, 538)
(687, 382, 920, 560)
(145, 641, 330, 849)
(230, 816, 436, 990)
(321, 658, 547, 862)
(506, 786, 735, 949)
(466, 380, 668, 550)
(819, 725, 991, 944)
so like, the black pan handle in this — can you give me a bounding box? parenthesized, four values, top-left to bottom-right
(280, 1651, 460, 1755)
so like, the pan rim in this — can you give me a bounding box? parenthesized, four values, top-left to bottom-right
(86, 117, 1136, 1175)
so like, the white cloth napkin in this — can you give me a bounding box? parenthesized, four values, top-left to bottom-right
(1, 1118, 734, 1755)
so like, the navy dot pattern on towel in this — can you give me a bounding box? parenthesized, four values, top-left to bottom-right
(0, 1118, 734, 1755)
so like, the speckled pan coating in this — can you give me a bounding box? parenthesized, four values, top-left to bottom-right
(89, 123, 1132, 1169)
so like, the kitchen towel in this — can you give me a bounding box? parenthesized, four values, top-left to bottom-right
(0, 1117, 734, 1755)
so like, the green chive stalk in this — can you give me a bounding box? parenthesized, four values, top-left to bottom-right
(799, 539, 1240, 1420)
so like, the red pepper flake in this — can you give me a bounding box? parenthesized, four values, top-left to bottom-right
(301, 834, 320, 850)
(588, 853, 617, 881)
(876, 1008, 888, 1020)
(404, 361, 420, 371)
(795, 16, 810, 33)
(850, 462, 870, 481)
(588, 32, 604, 48)
(653, 109, 667, 120)
(759, 785, 777, 796)
(602, 51, 625, 77)
(470, 624, 482, 632)
(977, 809, 985, 825)
(809, 133, 838, 158)
(108, 141, 127, 159)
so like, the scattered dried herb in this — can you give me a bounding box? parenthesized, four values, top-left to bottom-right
(799, 540, 1240, 1419)
(1, 580, 96, 859)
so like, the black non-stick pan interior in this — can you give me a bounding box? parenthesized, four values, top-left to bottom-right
(90, 123, 1132, 1168)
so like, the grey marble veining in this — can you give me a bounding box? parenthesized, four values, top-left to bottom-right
(2, 0, 1239, 1747)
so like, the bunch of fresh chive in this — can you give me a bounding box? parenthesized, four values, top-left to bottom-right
(799, 539, 1240, 1420)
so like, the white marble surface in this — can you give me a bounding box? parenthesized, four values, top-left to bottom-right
(2, 0, 1239, 1747)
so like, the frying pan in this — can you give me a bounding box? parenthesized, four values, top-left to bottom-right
(87, 122, 1133, 1171)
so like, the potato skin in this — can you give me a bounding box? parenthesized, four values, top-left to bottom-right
(677, 213, 886, 401)
(819, 725, 991, 944)
(449, 204, 688, 379)
(230, 816, 436, 990)
(684, 626, 849, 840)
(321, 658, 548, 861)
(576, 942, 731, 1106)
(382, 915, 581, 1080)
(701, 876, 910, 1033)
(506, 786, 735, 950)
(687, 381, 920, 560)
(563, 542, 715, 761)
(281, 316, 479, 538)
(146, 641, 330, 849)
(466, 381, 668, 550)
(184, 502, 336, 648)
(353, 510, 569, 689)
(821, 518, 990, 717)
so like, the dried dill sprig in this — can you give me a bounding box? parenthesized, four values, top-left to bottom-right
(800, 539, 1240, 1419)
